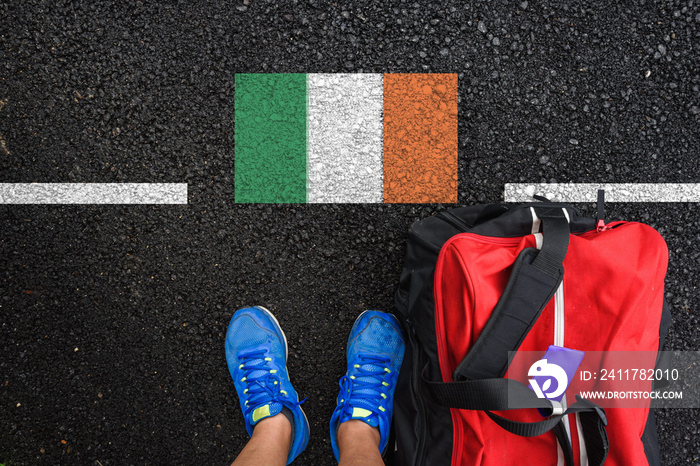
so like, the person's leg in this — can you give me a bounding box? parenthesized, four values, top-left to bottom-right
(329, 310, 406, 465)
(231, 413, 290, 466)
(225, 306, 310, 465)
(336, 420, 383, 466)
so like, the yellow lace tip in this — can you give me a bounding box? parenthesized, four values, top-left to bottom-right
(354, 364, 360, 368)
(239, 364, 244, 369)
(378, 406, 386, 412)
(384, 368, 391, 373)
(265, 358, 272, 362)
(269, 369, 277, 374)
(350, 375, 356, 380)
(382, 382, 389, 387)
(241, 377, 247, 382)
(381, 394, 387, 399)
(244, 389, 248, 394)
(280, 390, 287, 396)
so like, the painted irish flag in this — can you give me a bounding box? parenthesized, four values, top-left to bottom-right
(234, 73, 457, 203)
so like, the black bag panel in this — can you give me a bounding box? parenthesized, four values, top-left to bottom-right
(395, 214, 467, 365)
(394, 207, 491, 465)
(394, 333, 455, 466)
(393, 340, 420, 464)
(641, 298, 672, 466)
(641, 408, 661, 466)
(395, 204, 502, 321)
(409, 204, 494, 247)
(394, 218, 443, 318)
(659, 298, 672, 351)
(418, 387, 459, 466)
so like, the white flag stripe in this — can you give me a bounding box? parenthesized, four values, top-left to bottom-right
(307, 73, 383, 203)
(0, 183, 188, 204)
(505, 183, 700, 202)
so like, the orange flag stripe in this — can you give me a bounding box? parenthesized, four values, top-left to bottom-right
(383, 73, 458, 203)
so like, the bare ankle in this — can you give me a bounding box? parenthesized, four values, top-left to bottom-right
(233, 414, 292, 466)
(337, 419, 380, 448)
(252, 413, 292, 442)
(337, 420, 383, 466)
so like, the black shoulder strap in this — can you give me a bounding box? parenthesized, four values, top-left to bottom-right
(453, 207, 570, 381)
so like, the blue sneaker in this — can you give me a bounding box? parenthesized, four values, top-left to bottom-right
(225, 306, 310, 465)
(329, 310, 406, 461)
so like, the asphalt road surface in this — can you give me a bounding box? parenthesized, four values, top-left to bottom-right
(1, 0, 699, 464)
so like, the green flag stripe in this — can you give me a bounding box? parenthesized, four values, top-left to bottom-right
(234, 73, 307, 203)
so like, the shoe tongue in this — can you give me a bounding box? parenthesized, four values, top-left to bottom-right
(354, 363, 384, 396)
(246, 356, 270, 381)
(342, 362, 385, 427)
(245, 356, 284, 420)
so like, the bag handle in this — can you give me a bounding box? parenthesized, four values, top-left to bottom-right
(452, 208, 570, 382)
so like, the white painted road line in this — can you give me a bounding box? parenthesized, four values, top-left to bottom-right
(505, 183, 700, 202)
(0, 183, 188, 204)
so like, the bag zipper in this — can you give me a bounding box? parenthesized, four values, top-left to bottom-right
(595, 220, 624, 233)
(442, 221, 632, 249)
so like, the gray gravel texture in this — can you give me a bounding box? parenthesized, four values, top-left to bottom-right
(1, 0, 699, 464)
